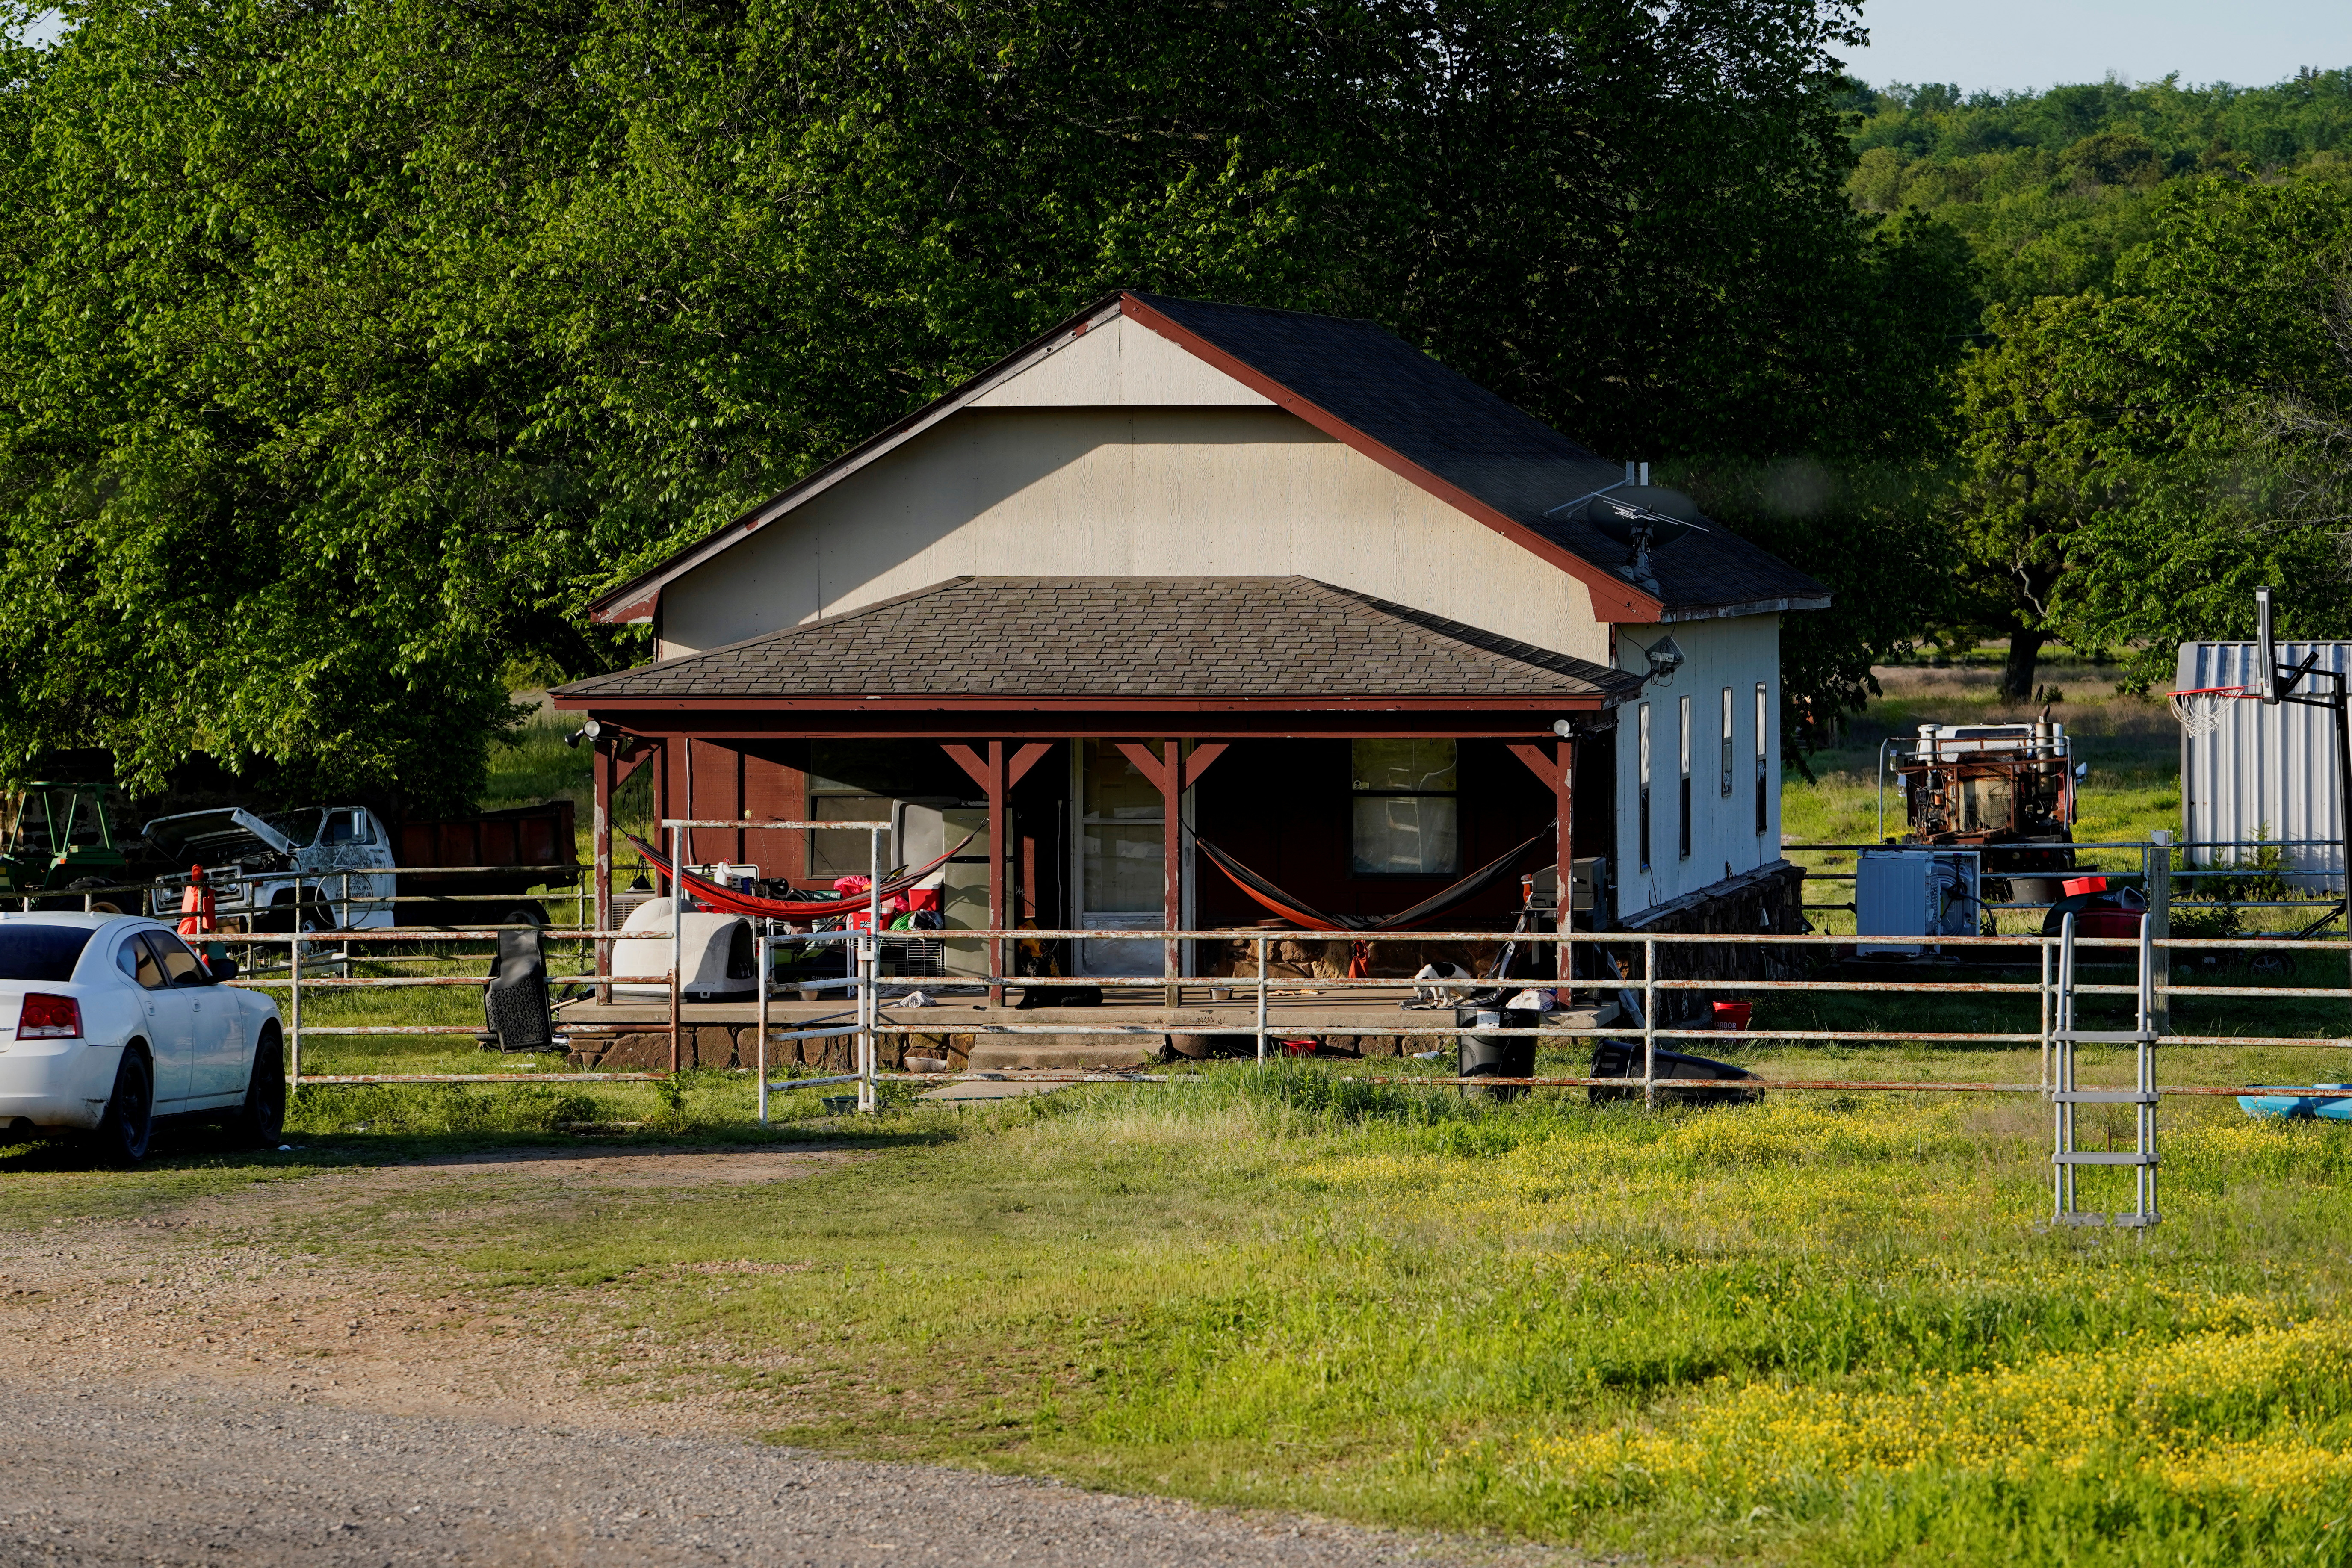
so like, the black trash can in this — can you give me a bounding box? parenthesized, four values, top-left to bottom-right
(1456, 1004, 1540, 1100)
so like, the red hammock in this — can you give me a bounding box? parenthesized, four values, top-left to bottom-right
(626, 831, 974, 921)
(1195, 825, 1553, 980)
(1195, 826, 1553, 932)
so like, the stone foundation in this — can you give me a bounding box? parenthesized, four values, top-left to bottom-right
(568, 1027, 979, 1073)
(1615, 859, 1807, 1024)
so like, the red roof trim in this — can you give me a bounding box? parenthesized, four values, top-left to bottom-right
(1116, 293, 1664, 624)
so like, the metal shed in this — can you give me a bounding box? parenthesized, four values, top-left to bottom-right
(2176, 641, 2352, 890)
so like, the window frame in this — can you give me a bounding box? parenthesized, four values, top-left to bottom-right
(1720, 686, 1734, 797)
(1636, 703, 1652, 874)
(1754, 682, 1770, 836)
(1678, 694, 1693, 861)
(1348, 739, 1461, 879)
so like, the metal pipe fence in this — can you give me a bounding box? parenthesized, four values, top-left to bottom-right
(39, 840, 2345, 1116)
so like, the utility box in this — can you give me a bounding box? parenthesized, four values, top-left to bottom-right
(1856, 849, 1981, 957)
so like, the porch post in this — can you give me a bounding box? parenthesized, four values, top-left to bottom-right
(987, 742, 1007, 1006)
(943, 741, 1055, 1006)
(1162, 738, 1180, 1002)
(1509, 737, 1578, 983)
(594, 736, 614, 1002)
(651, 741, 670, 897)
(1555, 737, 1577, 976)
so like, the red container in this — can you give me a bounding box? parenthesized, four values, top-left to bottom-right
(899, 886, 942, 915)
(1711, 1001, 1753, 1030)
(2063, 875, 2110, 898)
(2077, 909, 2143, 939)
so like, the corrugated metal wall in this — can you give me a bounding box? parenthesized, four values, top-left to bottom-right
(2176, 641, 2352, 889)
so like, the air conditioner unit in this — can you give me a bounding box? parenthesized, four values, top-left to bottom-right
(609, 897, 758, 999)
(1856, 849, 1981, 957)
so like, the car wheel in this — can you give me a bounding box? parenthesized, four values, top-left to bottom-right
(91, 1049, 154, 1164)
(233, 1028, 287, 1147)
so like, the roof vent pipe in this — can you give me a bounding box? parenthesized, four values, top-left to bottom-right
(1623, 461, 1636, 484)
(1639, 462, 1650, 486)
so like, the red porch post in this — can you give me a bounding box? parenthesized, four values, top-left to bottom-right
(944, 741, 1054, 1004)
(1508, 738, 1577, 976)
(1115, 740, 1227, 1004)
(593, 737, 614, 1001)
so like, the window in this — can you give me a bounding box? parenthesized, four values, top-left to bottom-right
(1720, 687, 1734, 797)
(1350, 741, 1458, 875)
(141, 932, 205, 986)
(1636, 704, 1652, 874)
(1754, 683, 1770, 836)
(807, 784, 887, 880)
(1081, 741, 1164, 912)
(1678, 695, 1693, 860)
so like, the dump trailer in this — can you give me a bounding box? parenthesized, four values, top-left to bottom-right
(147, 800, 577, 930)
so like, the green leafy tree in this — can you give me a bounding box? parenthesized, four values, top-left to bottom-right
(0, 0, 1946, 801)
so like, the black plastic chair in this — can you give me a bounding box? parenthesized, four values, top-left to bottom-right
(483, 925, 553, 1052)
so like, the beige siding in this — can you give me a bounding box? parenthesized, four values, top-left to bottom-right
(660, 407, 1606, 664)
(969, 315, 1273, 408)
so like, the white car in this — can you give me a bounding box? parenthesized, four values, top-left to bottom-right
(0, 913, 285, 1161)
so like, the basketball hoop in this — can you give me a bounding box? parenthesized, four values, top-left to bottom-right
(2169, 685, 2251, 737)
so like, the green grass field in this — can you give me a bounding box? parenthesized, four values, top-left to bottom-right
(8, 1069, 2350, 1565)
(9, 656, 2352, 1563)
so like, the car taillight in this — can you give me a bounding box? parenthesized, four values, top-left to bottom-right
(15, 994, 82, 1040)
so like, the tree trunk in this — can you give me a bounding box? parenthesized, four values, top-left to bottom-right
(2000, 630, 2047, 702)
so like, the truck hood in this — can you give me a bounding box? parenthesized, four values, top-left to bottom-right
(142, 808, 297, 860)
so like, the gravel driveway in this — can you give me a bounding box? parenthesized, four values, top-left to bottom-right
(0, 1377, 1515, 1568)
(0, 1148, 1578, 1568)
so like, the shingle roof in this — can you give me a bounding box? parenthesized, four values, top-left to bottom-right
(1130, 293, 1829, 617)
(557, 577, 1643, 703)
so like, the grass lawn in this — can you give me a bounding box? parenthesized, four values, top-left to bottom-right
(8, 656, 2348, 1563)
(8, 1069, 2350, 1565)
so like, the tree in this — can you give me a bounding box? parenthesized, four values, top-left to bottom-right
(0, 0, 1935, 802)
(1948, 294, 2149, 700)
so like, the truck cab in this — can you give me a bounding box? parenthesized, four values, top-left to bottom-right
(144, 806, 398, 930)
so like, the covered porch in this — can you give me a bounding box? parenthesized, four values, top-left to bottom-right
(550, 576, 1643, 1053)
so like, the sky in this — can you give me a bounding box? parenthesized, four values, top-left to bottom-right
(7, 0, 2349, 97)
(1846, 0, 2350, 94)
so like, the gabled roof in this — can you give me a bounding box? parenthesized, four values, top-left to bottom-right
(586, 291, 1829, 627)
(555, 577, 1644, 707)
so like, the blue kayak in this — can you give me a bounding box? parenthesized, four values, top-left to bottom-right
(2237, 1085, 2352, 1121)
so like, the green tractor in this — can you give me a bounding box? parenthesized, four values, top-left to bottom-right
(0, 782, 137, 913)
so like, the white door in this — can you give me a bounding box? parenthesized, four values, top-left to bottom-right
(146, 932, 244, 1101)
(1074, 742, 1163, 977)
(120, 933, 195, 1106)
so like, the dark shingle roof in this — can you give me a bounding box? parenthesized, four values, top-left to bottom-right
(557, 578, 1643, 703)
(1130, 293, 1829, 617)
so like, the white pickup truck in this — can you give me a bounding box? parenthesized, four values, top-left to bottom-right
(144, 806, 397, 930)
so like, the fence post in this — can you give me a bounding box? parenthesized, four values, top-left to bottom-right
(1255, 936, 1269, 1064)
(1641, 936, 1657, 1110)
(2038, 934, 2052, 1096)
(756, 931, 770, 1128)
(2146, 830, 2172, 1036)
(288, 876, 303, 1087)
(859, 826, 879, 1114)
(668, 822, 684, 1077)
